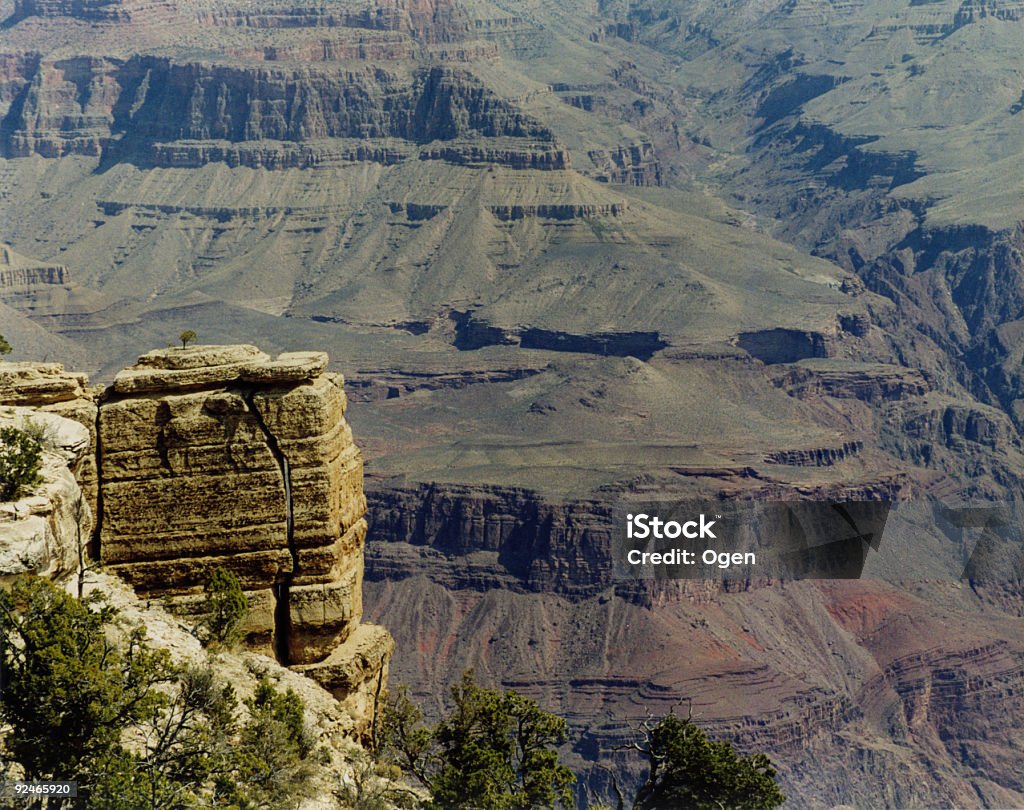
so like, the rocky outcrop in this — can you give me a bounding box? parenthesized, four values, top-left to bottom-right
(587, 142, 662, 186)
(0, 360, 91, 407)
(0, 407, 92, 583)
(487, 203, 626, 221)
(0, 361, 99, 516)
(451, 314, 664, 358)
(148, 139, 412, 169)
(2, 347, 392, 738)
(12, 0, 176, 22)
(419, 139, 570, 170)
(764, 440, 863, 467)
(195, 0, 472, 44)
(1, 55, 553, 160)
(365, 483, 614, 598)
(95, 345, 392, 725)
(772, 362, 930, 405)
(737, 327, 830, 364)
(0, 244, 69, 293)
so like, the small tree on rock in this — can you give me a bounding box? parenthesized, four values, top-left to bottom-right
(179, 330, 197, 349)
(196, 567, 248, 649)
(631, 711, 785, 810)
(0, 425, 44, 501)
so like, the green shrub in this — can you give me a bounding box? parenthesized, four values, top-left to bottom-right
(382, 671, 575, 810)
(20, 417, 58, 450)
(0, 576, 320, 810)
(0, 426, 44, 501)
(213, 679, 316, 809)
(196, 567, 249, 649)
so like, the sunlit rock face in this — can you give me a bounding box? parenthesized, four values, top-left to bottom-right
(95, 345, 392, 734)
(0, 404, 92, 584)
(1, 347, 392, 740)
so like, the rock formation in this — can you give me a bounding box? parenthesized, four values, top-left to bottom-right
(0, 243, 69, 296)
(0, 406, 91, 583)
(0, 361, 99, 514)
(0, 346, 392, 738)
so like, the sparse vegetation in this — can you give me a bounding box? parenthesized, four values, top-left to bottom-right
(0, 333, 11, 355)
(382, 681, 785, 810)
(196, 567, 248, 649)
(0, 425, 44, 501)
(0, 576, 317, 809)
(381, 670, 576, 810)
(20, 416, 59, 450)
(179, 330, 198, 349)
(337, 749, 422, 810)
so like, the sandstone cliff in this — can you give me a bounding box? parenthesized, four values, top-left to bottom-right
(0, 360, 99, 515)
(0, 406, 91, 583)
(0, 347, 392, 740)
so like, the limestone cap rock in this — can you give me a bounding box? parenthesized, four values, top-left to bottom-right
(135, 344, 268, 370)
(240, 351, 329, 383)
(113, 344, 328, 393)
(0, 361, 90, 406)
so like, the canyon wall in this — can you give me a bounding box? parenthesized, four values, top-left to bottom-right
(0, 346, 392, 739)
(362, 479, 1024, 807)
(0, 54, 554, 161)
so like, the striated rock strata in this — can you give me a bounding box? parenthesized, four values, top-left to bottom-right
(0, 406, 92, 583)
(1, 347, 392, 738)
(97, 345, 392, 731)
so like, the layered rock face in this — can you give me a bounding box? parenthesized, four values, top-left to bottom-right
(0, 406, 92, 583)
(0, 361, 99, 515)
(0, 348, 391, 738)
(0, 54, 553, 161)
(96, 345, 392, 727)
(0, 244, 69, 293)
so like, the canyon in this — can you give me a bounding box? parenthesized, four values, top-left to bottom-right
(3, 0, 1024, 805)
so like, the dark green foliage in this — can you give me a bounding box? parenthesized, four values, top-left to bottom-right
(0, 425, 43, 501)
(382, 671, 575, 810)
(632, 713, 785, 810)
(0, 578, 174, 789)
(0, 577, 314, 810)
(197, 567, 248, 648)
(213, 679, 315, 809)
(179, 330, 197, 348)
(0, 334, 11, 355)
